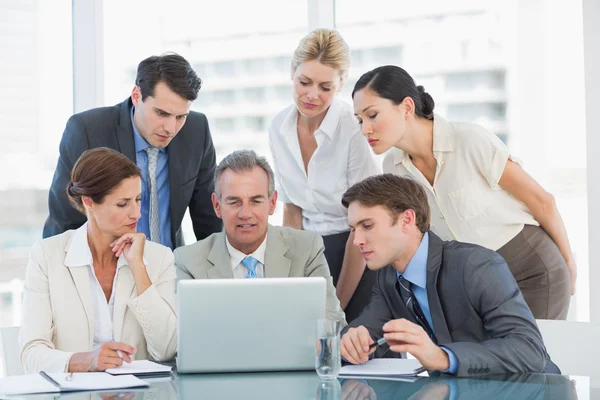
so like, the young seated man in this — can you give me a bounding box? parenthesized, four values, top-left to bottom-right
(339, 174, 559, 376)
(174, 149, 345, 323)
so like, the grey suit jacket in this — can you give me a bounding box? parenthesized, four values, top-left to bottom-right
(43, 97, 222, 248)
(174, 224, 346, 323)
(343, 231, 559, 377)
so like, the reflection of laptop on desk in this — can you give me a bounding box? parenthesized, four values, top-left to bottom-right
(177, 277, 326, 373)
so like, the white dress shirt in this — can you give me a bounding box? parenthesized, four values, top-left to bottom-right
(226, 234, 268, 278)
(383, 113, 538, 251)
(269, 98, 381, 236)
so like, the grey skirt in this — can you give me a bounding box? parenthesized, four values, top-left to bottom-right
(496, 225, 571, 320)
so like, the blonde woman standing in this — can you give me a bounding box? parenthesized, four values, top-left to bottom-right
(269, 29, 380, 322)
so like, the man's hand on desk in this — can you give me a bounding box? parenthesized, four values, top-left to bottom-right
(383, 319, 449, 371)
(340, 326, 376, 364)
(68, 342, 137, 372)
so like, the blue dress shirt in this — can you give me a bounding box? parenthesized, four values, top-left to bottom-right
(396, 232, 458, 375)
(131, 107, 173, 249)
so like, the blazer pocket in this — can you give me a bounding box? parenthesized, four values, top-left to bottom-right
(448, 179, 490, 221)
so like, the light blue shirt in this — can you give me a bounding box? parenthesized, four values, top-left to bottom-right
(396, 232, 458, 375)
(131, 106, 173, 249)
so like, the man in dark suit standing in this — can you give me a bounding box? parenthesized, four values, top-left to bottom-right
(339, 174, 559, 377)
(44, 53, 222, 248)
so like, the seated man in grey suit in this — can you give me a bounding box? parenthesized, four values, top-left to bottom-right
(44, 53, 222, 249)
(174, 149, 345, 323)
(339, 174, 559, 377)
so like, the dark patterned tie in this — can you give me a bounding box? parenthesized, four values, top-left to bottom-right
(397, 276, 436, 342)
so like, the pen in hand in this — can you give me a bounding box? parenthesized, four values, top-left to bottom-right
(368, 337, 388, 350)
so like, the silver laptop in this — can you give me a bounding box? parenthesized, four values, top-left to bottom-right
(176, 277, 326, 373)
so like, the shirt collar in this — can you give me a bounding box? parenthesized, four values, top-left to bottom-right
(396, 232, 429, 289)
(130, 105, 166, 154)
(64, 222, 139, 269)
(393, 113, 453, 166)
(225, 233, 268, 271)
(317, 98, 342, 139)
(280, 98, 343, 141)
(431, 113, 454, 153)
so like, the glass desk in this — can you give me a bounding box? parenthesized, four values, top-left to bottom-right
(6, 371, 599, 399)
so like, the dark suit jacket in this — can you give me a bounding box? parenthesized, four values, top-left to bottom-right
(43, 98, 222, 247)
(343, 231, 560, 377)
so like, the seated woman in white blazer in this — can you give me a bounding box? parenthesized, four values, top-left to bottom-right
(19, 148, 177, 373)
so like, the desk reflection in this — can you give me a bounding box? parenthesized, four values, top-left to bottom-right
(340, 373, 577, 400)
(177, 371, 318, 399)
(12, 372, 580, 399)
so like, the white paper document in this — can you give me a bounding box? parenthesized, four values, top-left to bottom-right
(340, 359, 425, 378)
(0, 372, 148, 396)
(105, 360, 173, 375)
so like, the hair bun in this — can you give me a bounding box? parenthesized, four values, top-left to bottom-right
(417, 85, 435, 119)
(67, 181, 81, 197)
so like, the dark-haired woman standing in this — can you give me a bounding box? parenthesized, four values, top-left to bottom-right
(351, 65, 574, 320)
(20, 148, 177, 373)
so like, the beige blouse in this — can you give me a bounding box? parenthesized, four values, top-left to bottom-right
(383, 114, 538, 251)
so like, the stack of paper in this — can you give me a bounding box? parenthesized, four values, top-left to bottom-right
(0, 372, 148, 396)
(340, 359, 426, 381)
(106, 360, 173, 377)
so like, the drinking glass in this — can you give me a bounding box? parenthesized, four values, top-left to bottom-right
(315, 319, 341, 379)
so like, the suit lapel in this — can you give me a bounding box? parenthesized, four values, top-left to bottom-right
(112, 264, 137, 342)
(385, 267, 414, 322)
(425, 232, 452, 345)
(167, 137, 184, 245)
(263, 225, 291, 278)
(206, 232, 234, 279)
(67, 267, 95, 349)
(63, 229, 95, 349)
(115, 98, 136, 163)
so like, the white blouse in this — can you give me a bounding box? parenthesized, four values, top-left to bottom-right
(269, 98, 381, 236)
(383, 113, 538, 251)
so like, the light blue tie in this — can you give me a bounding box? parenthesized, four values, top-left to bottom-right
(242, 256, 259, 278)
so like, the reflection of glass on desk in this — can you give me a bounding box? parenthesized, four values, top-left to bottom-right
(317, 379, 342, 400)
(316, 319, 341, 379)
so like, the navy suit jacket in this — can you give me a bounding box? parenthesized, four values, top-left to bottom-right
(43, 98, 222, 247)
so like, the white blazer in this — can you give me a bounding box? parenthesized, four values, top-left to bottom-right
(19, 224, 178, 373)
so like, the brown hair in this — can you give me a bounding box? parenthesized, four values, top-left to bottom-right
(67, 148, 142, 214)
(341, 174, 431, 233)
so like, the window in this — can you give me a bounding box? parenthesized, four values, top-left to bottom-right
(0, 0, 73, 328)
(103, 1, 308, 239)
